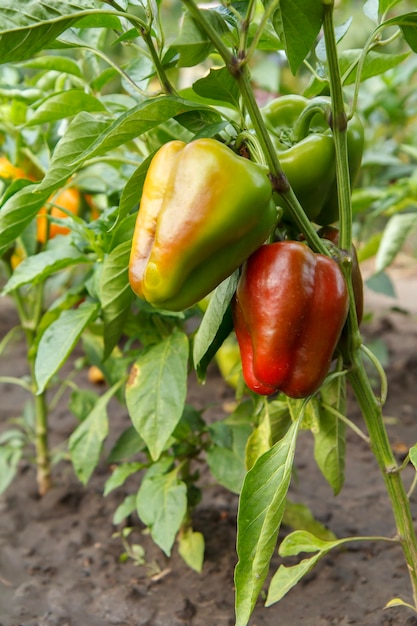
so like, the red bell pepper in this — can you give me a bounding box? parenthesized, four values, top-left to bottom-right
(232, 241, 349, 398)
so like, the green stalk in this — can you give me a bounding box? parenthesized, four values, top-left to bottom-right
(14, 284, 52, 495)
(323, 0, 417, 607)
(33, 388, 51, 496)
(348, 354, 417, 606)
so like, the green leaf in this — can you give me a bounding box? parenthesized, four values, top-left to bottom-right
(136, 469, 187, 556)
(234, 416, 301, 626)
(126, 330, 189, 461)
(0, 184, 50, 254)
(104, 462, 145, 496)
(363, 0, 379, 24)
(100, 241, 134, 358)
(2, 242, 91, 294)
(70, 97, 219, 168)
(69, 380, 123, 485)
(108, 426, 145, 464)
(382, 12, 417, 53)
(113, 155, 153, 230)
(0, 442, 23, 495)
(193, 272, 238, 381)
(113, 494, 137, 525)
(266, 529, 351, 606)
(274, 0, 323, 74)
(18, 54, 83, 77)
(172, 10, 230, 67)
(409, 444, 417, 470)
(375, 213, 417, 273)
(36, 112, 111, 194)
(314, 376, 346, 495)
(266, 553, 324, 606)
(26, 90, 107, 126)
(34, 301, 99, 393)
(178, 529, 205, 573)
(207, 421, 252, 494)
(0, 0, 118, 64)
(341, 49, 410, 85)
(365, 271, 396, 297)
(245, 408, 272, 471)
(282, 500, 337, 541)
(193, 66, 240, 109)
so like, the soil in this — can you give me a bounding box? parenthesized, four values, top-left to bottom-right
(1, 265, 417, 626)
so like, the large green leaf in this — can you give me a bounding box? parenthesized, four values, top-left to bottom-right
(0, 0, 119, 64)
(70, 97, 220, 168)
(34, 301, 99, 393)
(234, 415, 301, 626)
(125, 329, 189, 460)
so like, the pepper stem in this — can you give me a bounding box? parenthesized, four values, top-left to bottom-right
(291, 99, 332, 144)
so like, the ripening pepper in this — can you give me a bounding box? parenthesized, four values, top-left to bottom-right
(232, 241, 349, 398)
(129, 138, 277, 311)
(318, 226, 363, 325)
(260, 95, 364, 225)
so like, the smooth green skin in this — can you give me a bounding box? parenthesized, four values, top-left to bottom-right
(129, 138, 277, 311)
(261, 95, 364, 225)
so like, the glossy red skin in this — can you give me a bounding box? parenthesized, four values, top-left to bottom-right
(233, 241, 349, 398)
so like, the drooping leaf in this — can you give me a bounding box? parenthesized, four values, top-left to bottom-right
(125, 329, 189, 461)
(234, 416, 301, 626)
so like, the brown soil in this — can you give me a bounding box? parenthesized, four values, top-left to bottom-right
(1, 274, 417, 626)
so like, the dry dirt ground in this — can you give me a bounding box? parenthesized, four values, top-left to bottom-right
(1, 263, 417, 626)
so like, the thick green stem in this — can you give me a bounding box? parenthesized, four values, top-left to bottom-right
(348, 354, 417, 606)
(323, 1, 417, 606)
(13, 283, 52, 496)
(33, 390, 52, 496)
(322, 2, 351, 252)
(236, 68, 328, 256)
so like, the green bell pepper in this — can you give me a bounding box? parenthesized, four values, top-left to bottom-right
(260, 95, 364, 225)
